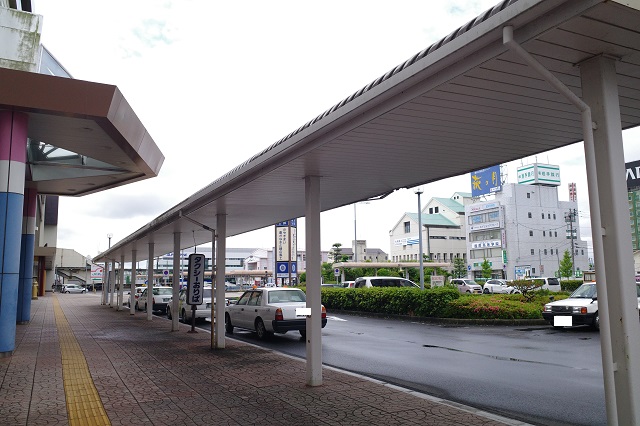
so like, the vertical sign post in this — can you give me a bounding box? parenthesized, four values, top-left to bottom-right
(275, 219, 297, 286)
(187, 253, 205, 333)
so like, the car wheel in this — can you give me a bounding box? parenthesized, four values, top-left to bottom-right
(82, 290, 86, 294)
(299, 330, 306, 339)
(593, 312, 600, 330)
(255, 319, 270, 340)
(483, 288, 489, 294)
(65, 291, 70, 293)
(225, 313, 234, 333)
(167, 306, 172, 320)
(466, 290, 471, 293)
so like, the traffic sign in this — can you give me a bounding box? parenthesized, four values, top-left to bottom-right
(334, 268, 340, 277)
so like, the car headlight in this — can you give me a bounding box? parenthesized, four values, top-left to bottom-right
(544, 305, 551, 312)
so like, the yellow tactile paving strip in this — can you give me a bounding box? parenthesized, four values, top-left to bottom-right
(53, 296, 111, 426)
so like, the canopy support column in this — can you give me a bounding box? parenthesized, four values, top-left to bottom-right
(214, 214, 226, 349)
(580, 54, 640, 424)
(172, 232, 181, 331)
(130, 250, 137, 315)
(147, 243, 154, 321)
(117, 255, 124, 311)
(305, 175, 322, 386)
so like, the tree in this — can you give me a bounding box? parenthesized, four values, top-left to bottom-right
(330, 243, 343, 263)
(452, 257, 466, 278)
(559, 249, 574, 278)
(481, 258, 492, 279)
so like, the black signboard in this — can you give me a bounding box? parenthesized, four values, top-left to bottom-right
(627, 160, 640, 190)
(187, 253, 205, 305)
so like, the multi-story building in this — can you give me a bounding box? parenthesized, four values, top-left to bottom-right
(389, 192, 470, 265)
(466, 182, 589, 280)
(630, 188, 640, 251)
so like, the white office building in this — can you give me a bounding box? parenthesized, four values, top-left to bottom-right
(466, 182, 589, 280)
(389, 192, 471, 265)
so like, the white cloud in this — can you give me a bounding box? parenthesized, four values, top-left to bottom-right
(34, 1, 640, 259)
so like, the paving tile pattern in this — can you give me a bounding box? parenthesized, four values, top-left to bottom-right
(0, 294, 519, 425)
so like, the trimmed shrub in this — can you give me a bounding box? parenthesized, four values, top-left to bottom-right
(320, 287, 459, 317)
(561, 280, 583, 293)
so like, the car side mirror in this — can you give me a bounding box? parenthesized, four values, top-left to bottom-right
(592, 296, 597, 301)
(549, 296, 554, 302)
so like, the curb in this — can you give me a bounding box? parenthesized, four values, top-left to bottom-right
(328, 309, 548, 326)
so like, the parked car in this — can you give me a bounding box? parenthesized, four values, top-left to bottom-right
(483, 279, 519, 294)
(167, 287, 228, 323)
(321, 284, 343, 288)
(450, 278, 483, 294)
(225, 287, 327, 339)
(136, 286, 173, 313)
(520, 277, 562, 293)
(343, 281, 355, 288)
(125, 286, 146, 307)
(542, 282, 640, 330)
(353, 276, 419, 288)
(62, 284, 86, 294)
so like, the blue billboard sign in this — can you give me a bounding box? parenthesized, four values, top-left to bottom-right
(471, 165, 502, 197)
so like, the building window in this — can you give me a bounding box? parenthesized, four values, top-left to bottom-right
(529, 230, 533, 236)
(581, 250, 584, 255)
(548, 213, 551, 219)
(443, 253, 447, 261)
(527, 193, 531, 198)
(555, 231, 558, 237)
(543, 231, 546, 236)
(549, 230, 552, 238)
(530, 249, 535, 255)
(435, 207, 439, 213)
(550, 249, 554, 255)
(404, 221, 410, 233)
(553, 213, 556, 219)
(532, 267, 536, 275)
(544, 249, 548, 255)
(542, 213, 545, 219)
(429, 208, 433, 214)
(528, 212, 532, 218)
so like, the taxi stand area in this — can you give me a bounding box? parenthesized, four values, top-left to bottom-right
(90, 2, 640, 424)
(100, 187, 325, 386)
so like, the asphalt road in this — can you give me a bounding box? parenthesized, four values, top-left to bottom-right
(219, 312, 606, 426)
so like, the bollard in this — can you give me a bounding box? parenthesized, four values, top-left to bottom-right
(32, 279, 38, 300)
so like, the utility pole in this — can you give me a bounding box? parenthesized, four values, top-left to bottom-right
(565, 209, 577, 277)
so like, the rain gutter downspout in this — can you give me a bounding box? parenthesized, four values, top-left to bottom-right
(503, 26, 617, 426)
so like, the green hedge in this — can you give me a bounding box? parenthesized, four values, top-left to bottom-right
(561, 280, 583, 293)
(320, 287, 459, 317)
(319, 287, 570, 320)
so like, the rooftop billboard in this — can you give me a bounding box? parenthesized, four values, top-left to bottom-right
(471, 164, 502, 197)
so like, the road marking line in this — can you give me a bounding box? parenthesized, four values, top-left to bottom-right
(53, 296, 111, 426)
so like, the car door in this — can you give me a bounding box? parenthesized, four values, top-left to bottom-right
(231, 291, 252, 328)
(245, 291, 263, 329)
(138, 289, 147, 310)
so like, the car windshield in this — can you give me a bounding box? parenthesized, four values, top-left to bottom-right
(153, 288, 173, 296)
(464, 280, 479, 285)
(570, 284, 597, 299)
(268, 290, 306, 303)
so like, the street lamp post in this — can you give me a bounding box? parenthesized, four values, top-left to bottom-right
(415, 188, 424, 290)
(353, 204, 357, 262)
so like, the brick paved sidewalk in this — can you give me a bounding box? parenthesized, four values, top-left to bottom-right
(0, 293, 530, 425)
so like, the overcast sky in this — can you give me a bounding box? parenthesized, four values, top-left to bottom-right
(34, 0, 640, 259)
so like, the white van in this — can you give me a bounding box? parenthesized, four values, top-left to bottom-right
(353, 276, 419, 288)
(522, 277, 562, 293)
